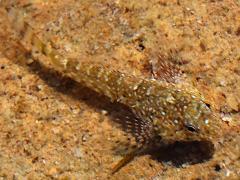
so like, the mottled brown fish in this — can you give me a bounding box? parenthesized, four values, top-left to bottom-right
(5, 6, 223, 174)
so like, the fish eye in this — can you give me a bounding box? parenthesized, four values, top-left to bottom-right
(185, 124, 198, 133)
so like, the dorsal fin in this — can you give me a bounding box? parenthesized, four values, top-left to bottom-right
(149, 53, 183, 83)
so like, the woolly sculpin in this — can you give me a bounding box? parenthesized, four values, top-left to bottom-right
(5, 6, 223, 174)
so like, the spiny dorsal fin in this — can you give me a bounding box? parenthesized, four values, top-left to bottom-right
(149, 53, 183, 83)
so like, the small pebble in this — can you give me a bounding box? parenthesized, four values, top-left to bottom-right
(101, 110, 108, 115)
(221, 113, 232, 123)
(73, 147, 83, 158)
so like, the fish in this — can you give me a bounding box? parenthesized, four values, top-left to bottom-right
(4, 5, 224, 174)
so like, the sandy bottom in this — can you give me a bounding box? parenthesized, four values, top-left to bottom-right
(0, 0, 239, 179)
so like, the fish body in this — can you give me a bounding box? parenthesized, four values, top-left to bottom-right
(5, 6, 223, 173)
